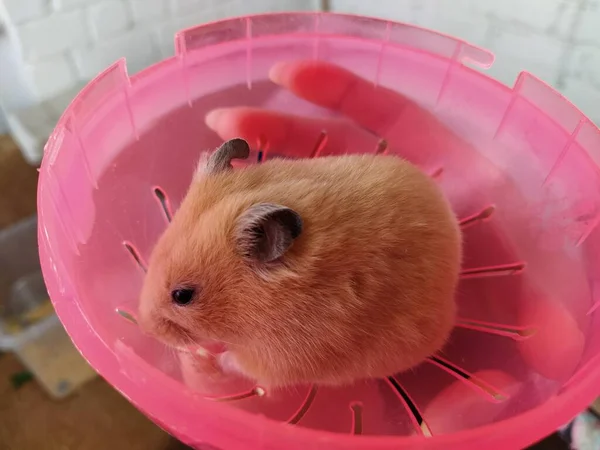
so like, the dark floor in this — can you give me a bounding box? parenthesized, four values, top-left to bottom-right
(0, 134, 569, 449)
(165, 432, 569, 449)
(0, 135, 38, 229)
(530, 433, 569, 450)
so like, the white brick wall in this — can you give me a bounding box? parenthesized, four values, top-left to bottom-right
(24, 53, 76, 99)
(89, 0, 132, 40)
(330, 0, 600, 124)
(154, 4, 240, 57)
(484, 24, 565, 87)
(129, 0, 167, 22)
(0, 0, 321, 104)
(575, 2, 600, 46)
(52, 0, 99, 10)
(170, 0, 232, 16)
(72, 29, 158, 78)
(0, 0, 599, 127)
(471, 0, 577, 34)
(16, 10, 90, 60)
(0, 0, 49, 25)
(569, 45, 600, 90)
(413, 5, 489, 47)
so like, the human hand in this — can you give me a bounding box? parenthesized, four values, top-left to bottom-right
(202, 60, 591, 383)
(203, 60, 501, 216)
(205, 60, 469, 166)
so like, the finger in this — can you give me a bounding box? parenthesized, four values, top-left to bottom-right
(205, 107, 381, 160)
(269, 60, 424, 136)
(268, 60, 468, 169)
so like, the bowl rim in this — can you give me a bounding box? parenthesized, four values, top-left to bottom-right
(37, 10, 600, 449)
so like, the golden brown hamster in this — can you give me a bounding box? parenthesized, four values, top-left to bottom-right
(138, 138, 462, 388)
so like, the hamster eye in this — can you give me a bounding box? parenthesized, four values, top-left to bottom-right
(171, 288, 195, 306)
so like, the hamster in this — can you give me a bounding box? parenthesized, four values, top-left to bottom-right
(138, 138, 462, 388)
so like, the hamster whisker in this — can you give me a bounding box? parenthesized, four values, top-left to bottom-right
(215, 338, 238, 347)
(173, 346, 192, 354)
(165, 345, 180, 361)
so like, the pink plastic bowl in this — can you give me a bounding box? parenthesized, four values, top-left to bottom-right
(37, 12, 600, 450)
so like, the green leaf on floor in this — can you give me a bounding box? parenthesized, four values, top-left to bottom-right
(10, 370, 34, 389)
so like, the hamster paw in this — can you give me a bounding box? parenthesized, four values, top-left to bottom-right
(185, 352, 224, 378)
(217, 351, 244, 376)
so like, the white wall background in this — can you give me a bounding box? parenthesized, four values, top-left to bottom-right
(331, 0, 600, 125)
(0, 0, 599, 127)
(0, 0, 320, 108)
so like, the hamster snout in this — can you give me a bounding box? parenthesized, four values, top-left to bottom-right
(138, 138, 462, 388)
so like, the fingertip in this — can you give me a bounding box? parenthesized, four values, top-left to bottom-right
(205, 108, 227, 132)
(269, 60, 331, 90)
(206, 107, 281, 145)
(269, 60, 361, 111)
(205, 107, 251, 141)
(268, 60, 296, 87)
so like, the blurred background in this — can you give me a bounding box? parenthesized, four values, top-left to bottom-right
(0, 0, 598, 449)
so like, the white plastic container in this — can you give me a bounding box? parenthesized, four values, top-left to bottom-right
(0, 216, 59, 351)
(0, 215, 96, 398)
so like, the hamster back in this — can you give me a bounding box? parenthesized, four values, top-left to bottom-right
(138, 140, 462, 388)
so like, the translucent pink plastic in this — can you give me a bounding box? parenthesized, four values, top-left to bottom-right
(37, 12, 600, 450)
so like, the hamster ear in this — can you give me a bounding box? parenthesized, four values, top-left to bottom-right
(197, 138, 250, 176)
(235, 203, 303, 263)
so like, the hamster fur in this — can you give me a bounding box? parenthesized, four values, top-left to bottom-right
(138, 139, 462, 388)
